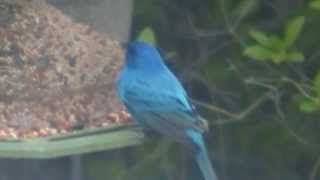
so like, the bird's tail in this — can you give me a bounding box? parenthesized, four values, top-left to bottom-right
(195, 141, 218, 180)
(188, 130, 218, 180)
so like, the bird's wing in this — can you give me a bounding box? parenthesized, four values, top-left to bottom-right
(121, 71, 206, 132)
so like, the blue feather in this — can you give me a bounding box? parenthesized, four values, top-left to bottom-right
(116, 41, 218, 180)
(187, 129, 218, 180)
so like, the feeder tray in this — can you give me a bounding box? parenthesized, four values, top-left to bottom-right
(0, 124, 144, 159)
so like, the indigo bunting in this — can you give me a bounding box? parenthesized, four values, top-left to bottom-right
(116, 41, 218, 180)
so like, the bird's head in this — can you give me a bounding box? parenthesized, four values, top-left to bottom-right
(123, 41, 165, 70)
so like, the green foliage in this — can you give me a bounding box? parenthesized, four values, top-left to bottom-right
(244, 16, 305, 64)
(298, 72, 320, 113)
(299, 99, 320, 113)
(243, 44, 273, 61)
(310, 0, 320, 10)
(284, 16, 305, 47)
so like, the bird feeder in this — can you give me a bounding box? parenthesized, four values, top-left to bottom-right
(0, 0, 143, 159)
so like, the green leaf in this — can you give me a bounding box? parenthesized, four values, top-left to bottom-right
(265, 35, 285, 50)
(310, 0, 320, 9)
(137, 27, 156, 45)
(249, 30, 269, 46)
(271, 50, 287, 64)
(283, 16, 305, 48)
(299, 100, 319, 113)
(243, 45, 272, 60)
(286, 51, 304, 62)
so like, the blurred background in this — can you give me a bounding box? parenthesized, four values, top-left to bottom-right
(1, 0, 320, 180)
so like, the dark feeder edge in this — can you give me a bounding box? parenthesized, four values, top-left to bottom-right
(0, 124, 144, 159)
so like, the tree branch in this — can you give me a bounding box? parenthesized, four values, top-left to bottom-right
(192, 91, 271, 125)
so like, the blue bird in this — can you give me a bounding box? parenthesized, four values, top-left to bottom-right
(116, 41, 218, 180)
